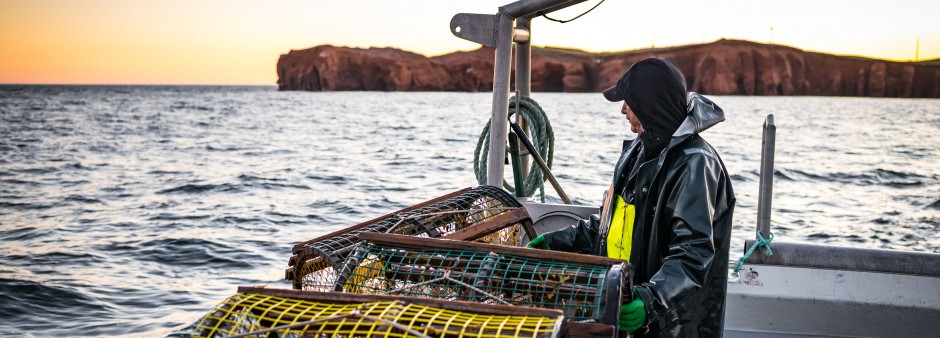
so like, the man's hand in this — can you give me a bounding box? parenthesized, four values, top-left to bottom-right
(526, 235, 549, 249)
(619, 294, 646, 332)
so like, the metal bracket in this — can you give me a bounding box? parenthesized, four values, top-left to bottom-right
(450, 13, 498, 47)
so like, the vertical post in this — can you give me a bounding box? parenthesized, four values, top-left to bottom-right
(508, 132, 525, 197)
(486, 13, 514, 187)
(515, 17, 532, 179)
(756, 114, 776, 239)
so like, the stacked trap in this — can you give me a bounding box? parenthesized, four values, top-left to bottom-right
(333, 233, 629, 325)
(193, 186, 632, 337)
(286, 186, 538, 290)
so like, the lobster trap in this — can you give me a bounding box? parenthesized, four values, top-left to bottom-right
(332, 232, 630, 325)
(191, 287, 580, 338)
(287, 186, 538, 290)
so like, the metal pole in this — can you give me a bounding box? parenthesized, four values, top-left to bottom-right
(757, 114, 776, 239)
(500, 0, 589, 19)
(515, 18, 532, 179)
(510, 121, 571, 204)
(486, 13, 514, 187)
(508, 132, 525, 197)
(515, 18, 531, 96)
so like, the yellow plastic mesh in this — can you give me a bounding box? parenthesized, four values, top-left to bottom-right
(192, 292, 560, 338)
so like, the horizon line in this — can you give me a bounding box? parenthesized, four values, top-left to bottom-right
(5, 39, 937, 86)
(314, 38, 940, 63)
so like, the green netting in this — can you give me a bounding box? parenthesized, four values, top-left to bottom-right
(288, 186, 529, 291)
(333, 240, 627, 324)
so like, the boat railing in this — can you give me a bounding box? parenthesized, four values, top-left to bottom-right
(743, 239, 940, 277)
(757, 114, 776, 240)
(746, 114, 940, 276)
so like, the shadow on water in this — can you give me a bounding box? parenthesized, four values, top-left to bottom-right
(0, 278, 115, 335)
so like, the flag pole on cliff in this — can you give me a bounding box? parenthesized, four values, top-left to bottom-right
(769, 25, 774, 44)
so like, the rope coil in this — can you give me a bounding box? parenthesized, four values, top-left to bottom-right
(474, 95, 554, 198)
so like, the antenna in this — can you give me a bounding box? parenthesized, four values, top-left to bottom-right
(769, 25, 774, 44)
(916, 37, 920, 62)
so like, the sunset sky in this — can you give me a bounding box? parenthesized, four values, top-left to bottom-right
(1, 0, 938, 85)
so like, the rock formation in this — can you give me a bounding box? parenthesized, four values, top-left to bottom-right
(276, 46, 456, 91)
(277, 39, 940, 98)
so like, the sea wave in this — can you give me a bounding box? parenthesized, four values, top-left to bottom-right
(0, 86, 937, 337)
(157, 183, 244, 194)
(774, 168, 924, 187)
(0, 278, 115, 334)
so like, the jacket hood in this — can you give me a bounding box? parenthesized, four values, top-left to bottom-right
(616, 58, 689, 160)
(673, 92, 725, 137)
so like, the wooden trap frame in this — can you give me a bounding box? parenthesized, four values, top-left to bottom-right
(286, 186, 538, 290)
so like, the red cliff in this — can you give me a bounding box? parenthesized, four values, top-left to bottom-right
(277, 39, 940, 98)
(276, 45, 457, 91)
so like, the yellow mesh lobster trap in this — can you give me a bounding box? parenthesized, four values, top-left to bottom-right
(287, 186, 537, 290)
(332, 233, 630, 326)
(191, 287, 573, 338)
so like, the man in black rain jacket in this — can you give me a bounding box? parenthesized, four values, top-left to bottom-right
(529, 58, 735, 337)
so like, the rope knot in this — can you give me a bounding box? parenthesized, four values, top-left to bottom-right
(733, 232, 774, 273)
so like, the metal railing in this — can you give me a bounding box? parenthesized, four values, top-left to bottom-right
(757, 114, 776, 239)
(451, 0, 589, 189)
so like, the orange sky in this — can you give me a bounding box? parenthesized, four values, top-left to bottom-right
(2, 0, 938, 85)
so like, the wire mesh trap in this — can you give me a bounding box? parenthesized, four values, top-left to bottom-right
(332, 233, 629, 325)
(191, 286, 566, 338)
(287, 186, 537, 291)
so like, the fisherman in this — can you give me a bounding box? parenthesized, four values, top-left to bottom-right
(527, 58, 735, 337)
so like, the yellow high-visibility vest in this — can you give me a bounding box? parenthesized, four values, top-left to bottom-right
(606, 195, 636, 261)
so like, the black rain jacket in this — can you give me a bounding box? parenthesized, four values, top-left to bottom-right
(543, 93, 735, 337)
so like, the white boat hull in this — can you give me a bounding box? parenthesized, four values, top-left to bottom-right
(726, 263, 940, 337)
(523, 202, 940, 338)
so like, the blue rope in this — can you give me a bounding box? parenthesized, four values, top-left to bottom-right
(733, 232, 774, 273)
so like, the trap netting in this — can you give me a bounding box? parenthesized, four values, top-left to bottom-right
(333, 233, 629, 325)
(287, 186, 536, 290)
(192, 287, 564, 338)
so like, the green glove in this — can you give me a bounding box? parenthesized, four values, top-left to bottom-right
(619, 294, 646, 332)
(526, 235, 549, 249)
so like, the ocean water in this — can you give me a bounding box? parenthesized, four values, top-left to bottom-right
(0, 85, 938, 336)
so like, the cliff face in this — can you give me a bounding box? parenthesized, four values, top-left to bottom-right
(277, 40, 940, 98)
(276, 45, 458, 91)
(605, 40, 940, 97)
